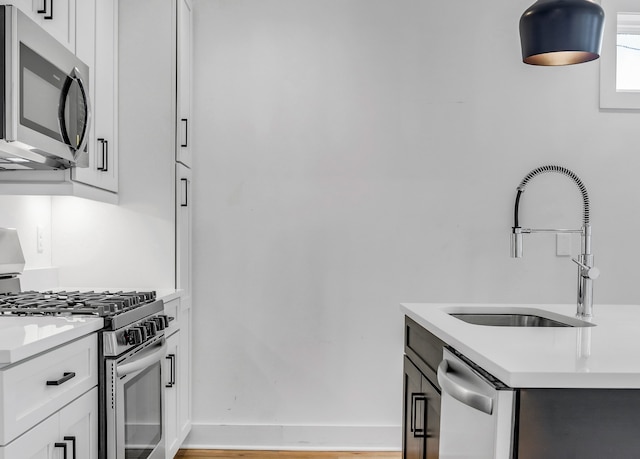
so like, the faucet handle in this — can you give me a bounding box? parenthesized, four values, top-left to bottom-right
(572, 258, 600, 280)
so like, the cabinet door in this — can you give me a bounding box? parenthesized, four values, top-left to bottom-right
(0, 0, 77, 51)
(403, 356, 440, 459)
(59, 387, 98, 459)
(0, 413, 58, 459)
(404, 356, 425, 459)
(36, 0, 76, 52)
(177, 297, 192, 442)
(72, 0, 118, 193)
(422, 374, 440, 459)
(176, 0, 193, 167)
(0, 388, 97, 459)
(164, 331, 180, 458)
(176, 163, 192, 293)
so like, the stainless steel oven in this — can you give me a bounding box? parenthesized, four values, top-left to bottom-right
(105, 336, 166, 459)
(98, 294, 169, 459)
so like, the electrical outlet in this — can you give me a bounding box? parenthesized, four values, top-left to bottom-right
(36, 225, 44, 253)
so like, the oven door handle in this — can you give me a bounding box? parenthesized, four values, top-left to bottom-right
(116, 340, 167, 377)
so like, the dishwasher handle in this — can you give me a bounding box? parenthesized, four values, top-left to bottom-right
(437, 359, 494, 415)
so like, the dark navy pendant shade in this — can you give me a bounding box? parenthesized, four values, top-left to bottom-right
(519, 0, 605, 65)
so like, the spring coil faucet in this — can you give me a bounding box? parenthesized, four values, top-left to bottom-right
(511, 165, 599, 319)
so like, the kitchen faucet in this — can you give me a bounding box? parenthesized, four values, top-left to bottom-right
(510, 165, 599, 319)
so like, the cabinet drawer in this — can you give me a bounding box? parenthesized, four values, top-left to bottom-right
(164, 297, 181, 337)
(405, 316, 445, 390)
(0, 334, 97, 446)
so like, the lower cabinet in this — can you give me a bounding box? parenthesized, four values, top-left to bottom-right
(0, 386, 98, 459)
(403, 357, 440, 459)
(165, 331, 180, 457)
(403, 315, 640, 458)
(177, 298, 192, 443)
(164, 296, 192, 458)
(403, 317, 445, 459)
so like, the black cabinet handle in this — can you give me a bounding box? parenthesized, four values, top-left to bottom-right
(181, 178, 189, 207)
(47, 371, 76, 386)
(165, 354, 176, 387)
(181, 118, 188, 147)
(171, 353, 177, 386)
(38, 0, 53, 19)
(64, 436, 76, 459)
(97, 138, 109, 172)
(410, 393, 427, 438)
(54, 442, 67, 459)
(45, 0, 53, 19)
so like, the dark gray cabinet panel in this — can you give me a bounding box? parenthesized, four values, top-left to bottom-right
(403, 316, 443, 459)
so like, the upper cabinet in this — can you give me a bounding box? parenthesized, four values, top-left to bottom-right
(0, 0, 118, 202)
(73, 0, 119, 193)
(2, 0, 77, 52)
(176, 0, 193, 168)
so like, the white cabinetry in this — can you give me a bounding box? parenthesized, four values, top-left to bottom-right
(175, 0, 193, 300)
(0, 0, 76, 52)
(0, 387, 97, 459)
(176, 0, 192, 167)
(73, 0, 119, 193)
(164, 331, 179, 456)
(0, 334, 98, 458)
(163, 296, 191, 459)
(176, 163, 192, 293)
(0, 0, 118, 203)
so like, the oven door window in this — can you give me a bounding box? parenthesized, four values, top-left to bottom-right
(124, 360, 163, 459)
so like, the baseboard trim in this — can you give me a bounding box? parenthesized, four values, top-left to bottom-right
(182, 424, 402, 451)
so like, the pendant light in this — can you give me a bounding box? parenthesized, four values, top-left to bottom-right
(519, 0, 605, 65)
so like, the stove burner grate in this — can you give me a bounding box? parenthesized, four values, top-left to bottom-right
(0, 290, 157, 317)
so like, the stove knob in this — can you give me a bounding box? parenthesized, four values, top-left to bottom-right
(157, 314, 171, 328)
(152, 317, 165, 331)
(134, 325, 148, 342)
(144, 320, 158, 337)
(126, 327, 143, 345)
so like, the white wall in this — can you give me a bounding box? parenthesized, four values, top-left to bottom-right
(189, 0, 640, 450)
(0, 196, 53, 270)
(50, 196, 174, 289)
(49, 0, 176, 290)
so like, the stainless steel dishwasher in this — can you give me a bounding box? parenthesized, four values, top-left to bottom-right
(437, 348, 515, 459)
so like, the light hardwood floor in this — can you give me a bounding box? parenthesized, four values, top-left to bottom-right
(175, 450, 401, 459)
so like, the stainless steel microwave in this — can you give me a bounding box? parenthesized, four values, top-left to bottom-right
(0, 5, 90, 170)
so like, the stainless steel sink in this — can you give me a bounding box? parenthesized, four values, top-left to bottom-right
(449, 313, 572, 327)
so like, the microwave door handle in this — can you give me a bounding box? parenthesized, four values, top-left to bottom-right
(57, 67, 92, 153)
(437, 359, 494, 415)
(74, 68, 91, 154)
(116, 340, 167, 377)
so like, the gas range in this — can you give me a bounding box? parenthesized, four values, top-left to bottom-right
(0, 290, 169, 356)
(0, 230, 169, 458)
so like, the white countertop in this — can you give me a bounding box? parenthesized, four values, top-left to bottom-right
(0, 288, 181, 368)
(0, 316, 103, 368)
(401, 303, 640, 389)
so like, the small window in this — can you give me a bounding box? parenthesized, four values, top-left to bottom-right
(600, 1, 640, 109)
(616, 14, 640, 91)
